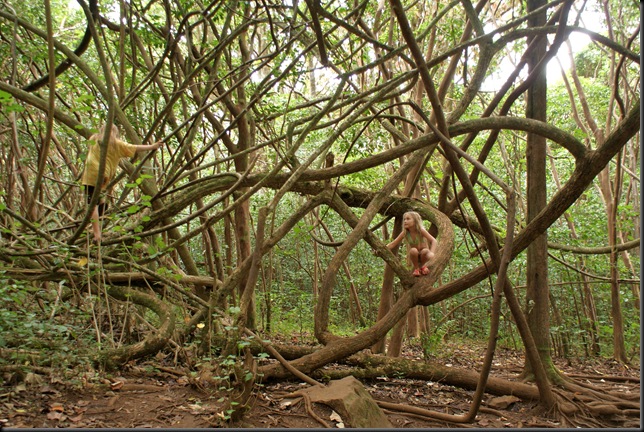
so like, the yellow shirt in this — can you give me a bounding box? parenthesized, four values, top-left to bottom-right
(81, 139, 137, 187)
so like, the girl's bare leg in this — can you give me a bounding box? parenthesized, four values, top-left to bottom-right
(420, 249, 431, 265)
(91, 206, 101, 242)
(420, 248, 433, 274)
(409, 247, 421, 269)
(409, 247, 421, 275)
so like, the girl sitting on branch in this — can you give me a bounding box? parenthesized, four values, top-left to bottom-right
(386, 211, 437, 277)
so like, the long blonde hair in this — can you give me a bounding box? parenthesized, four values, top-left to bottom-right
(403, 211, 425, 266)
(404, 211, 424, 238)
(89, 123, 119, 149)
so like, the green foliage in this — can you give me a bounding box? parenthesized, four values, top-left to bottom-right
(0, 276, 94, 368)
(420, 320, 452, 360)
(574, 46, 607, 80)
(0, 90, 24, 114)
(267, 281, 315, 336)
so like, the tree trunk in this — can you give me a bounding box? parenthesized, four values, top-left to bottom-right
(523, 0, 556, 382)
(608, 151, 628, 363)
(372, 220, 398, 354)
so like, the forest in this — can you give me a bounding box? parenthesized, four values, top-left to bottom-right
(0, 0, 640, 428)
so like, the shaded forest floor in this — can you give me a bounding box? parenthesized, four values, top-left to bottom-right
(1, 341, 639, 428)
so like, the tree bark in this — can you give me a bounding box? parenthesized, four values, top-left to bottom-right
(523, 0, 556, 382)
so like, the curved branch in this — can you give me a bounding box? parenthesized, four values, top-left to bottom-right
(259, 194, 454, 378)
(22, 0, 99, 92)
(139, 115, 587, 226)
(417, 100, 640, 306)
(95, 285, 176, 370)
(305, 0, 328, 66)
(548, 238, 640, 255)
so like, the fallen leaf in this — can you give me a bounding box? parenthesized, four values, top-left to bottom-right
(187, 403, 204, 413)
(73, 406, 87, 415)
(280, 398, 299, 408)
(25, 373, 43, 386)
(46, 411, 65, 421)
(488, 395, 520, 409)
(39, 385, 60, 396)
(49, 403, 65, 412)
(69, 414, 84, 423)
(110, 381, 124, 391)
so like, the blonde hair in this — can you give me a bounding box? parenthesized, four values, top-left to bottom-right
(403, 211, 425, 267)
(403, 211, 424, 234)
(89, 123, 119, 149)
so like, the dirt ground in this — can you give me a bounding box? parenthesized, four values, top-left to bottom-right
(0, 343, 639, 429)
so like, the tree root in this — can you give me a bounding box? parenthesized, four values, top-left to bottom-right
(379, 408, 472, 428)
(226, 348, 258, 423)
(549, 386, 639, 428)
(93, 285, 175, 370)
(566, 372, 640, 383)
(243, 328, 322, 387)
(282, 393, 331, 428)
(552, 373, 640, 419)
(304, 353, 639, 428)
(376, 400, 468, 424)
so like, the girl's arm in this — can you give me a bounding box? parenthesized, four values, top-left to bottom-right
(386, 230, 406, 250)
(421, 228, 437, 253)
(133, 141, 163, 152)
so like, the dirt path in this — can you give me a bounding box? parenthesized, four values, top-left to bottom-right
(1, 347, 639, 428)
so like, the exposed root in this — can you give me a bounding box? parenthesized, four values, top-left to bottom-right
(550, 388, 638, 428)
(94, 284, 176, 370)
(303, 393, 332, 428)
(281, 392, 331, 428)
(243, 328, 322, 387)
(516, 366, 640, 428)
(376, 400, 465, 425)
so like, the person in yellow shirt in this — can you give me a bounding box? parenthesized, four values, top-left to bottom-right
(82, 123, 163, 242)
